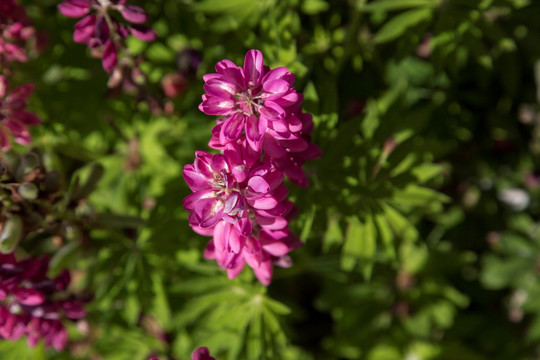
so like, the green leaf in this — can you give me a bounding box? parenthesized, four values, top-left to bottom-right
(361, 215, 377, 279)
(50, 241, 81, 275)
(300, 205, 317, 242)
(383, 203, 419, 242)
(374, 8, 433, 44)
(302, 0, 330, 14)
(341, 215, 377, 278)
(480, 255, 532, 289)
(194, 0, 271, 27)
(0, 338, 45, 360)
(123, 293, 141, 325)
(71, 163, 104, 201)
(411, 163, 445, 183)
(323, 214, 344, 252)
(152, 273, 172, 329)
(93, 213, 145, 229)
(400, 242, 428, 273)
(392, 185, 450, 212)
(374, 213, 396, 260)
(247, 310, 263, 360)
(430, 300, 456, 328)
(363, 0, 438, 12)
(264, 298, 292, 316)
(367, 343, 401, 360)
(146, 43, 175, 62)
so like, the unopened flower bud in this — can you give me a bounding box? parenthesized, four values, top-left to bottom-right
(18, 182, 38, 200)
(1, 149, 20, 175)
(15, 152, 40, 181)
(0, 215, 23, 254)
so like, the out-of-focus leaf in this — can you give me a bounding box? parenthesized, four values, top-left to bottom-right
(302, 0, 330, 14)
(152, 273, 172, 329)
(94, 213, 145, 229)
(363, 0, 438, 12)
(374, 8, 432, 44)
(341, 215, 376, 278)
(0, 339, 45, 360)
(71, 163, 104, 200)
(50, 241, 81, 275)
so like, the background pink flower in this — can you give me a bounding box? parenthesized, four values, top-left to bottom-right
(0, 75, 41, 149)
(0, 253, 86, 351)
(58, 0, 156, 72)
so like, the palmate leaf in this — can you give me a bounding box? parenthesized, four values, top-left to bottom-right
(171, 277, 290, 360)
(322, 82, 449, 278)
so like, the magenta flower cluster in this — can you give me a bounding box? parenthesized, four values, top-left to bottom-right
(0, 0, 36, 67)
(183, 50, 320, 285)
(58, 0, 156, 72)
(0, 253, 86, 351)
(0, 75, 41, 149)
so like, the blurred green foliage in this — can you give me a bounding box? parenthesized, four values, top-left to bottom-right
(4, 0, 540, 359)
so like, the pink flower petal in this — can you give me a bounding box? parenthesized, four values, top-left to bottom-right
(3, 118, 31, 145)
(259, 100, 285, 122)
(263, 79, 290, 94)
(263, 66, 294, 83)
(204, 78, 238, 99)
(226, 260, 245, 280)
(243, 49, 264, 86)
(73, 15, 96, 44)
(120, 5, 148, 24)
(183, 165, 212, 192)
(221, 113, 244, 143)
(13, 288, 45, 306)
(6, 83, 34, 103)
(51, 323, 68, 351)
(183, 190, 215, 212)
(200, 97, 235, 116)
(130, 25, 157, 41)
(246, 115, 264, 151)
(210, 153, 227, 172)
(11, 110, 42, 125)
(0, 128, 11, 150)
(248, 195, 277, 210)
(102, 40, 117, 72)
(228, 226, 244, 253)
(248, 175, 270, 193)
(58, 0, 90, 18)
(256, 215, 287, 230)
(263, 133, 287, 158)
(0, 75, 8, 98)
(251, 258, 273, 286)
